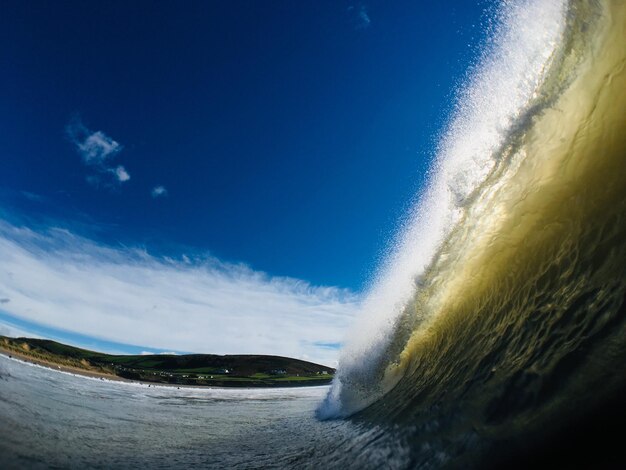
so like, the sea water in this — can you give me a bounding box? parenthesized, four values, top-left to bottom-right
(0, 355, 358, 469)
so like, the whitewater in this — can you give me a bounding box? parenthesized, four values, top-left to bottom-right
(2, 0, 625, 468)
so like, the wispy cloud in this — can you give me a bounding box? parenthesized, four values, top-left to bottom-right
(151, 185, 168, 198)
(0, 219, 359, 365)
(348, 4, 371, 30)
(21, 191, 44, 202)
(66, 116, 130, 187)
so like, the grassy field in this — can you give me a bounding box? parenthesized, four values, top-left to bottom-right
(0, 336, 334, 387)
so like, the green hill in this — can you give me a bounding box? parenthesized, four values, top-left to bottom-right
(0, 336, 334, 387)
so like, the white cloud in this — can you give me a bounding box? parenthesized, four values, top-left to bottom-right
(66, 117, 122, 165)
(66, 116, 130, 186)
(113, 166, 130, 182)
(0, 220, 359, 366)
(77, 131, 121, 164)
(151, 185, 167, 198)
(0, 322, 43, 339)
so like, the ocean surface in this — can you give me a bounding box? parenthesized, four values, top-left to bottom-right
(2, 0, 626, 467)
(0, 355, 357, 469)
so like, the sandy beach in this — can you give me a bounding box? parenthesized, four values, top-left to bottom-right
(0, 346, 132, 383)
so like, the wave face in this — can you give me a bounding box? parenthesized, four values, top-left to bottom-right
(318, 0, 626, 459)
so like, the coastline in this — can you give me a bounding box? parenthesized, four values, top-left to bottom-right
(0, 347, 332, 390)
(0, 347, 132, 384)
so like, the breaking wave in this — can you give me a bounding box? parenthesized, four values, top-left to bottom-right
(318, 2, 626, 455)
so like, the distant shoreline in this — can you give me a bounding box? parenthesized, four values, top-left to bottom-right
(0, 350, 334, 390)
(0, 337, 334, 389)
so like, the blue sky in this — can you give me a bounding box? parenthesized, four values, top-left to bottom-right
(0, 1, 491, 364)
